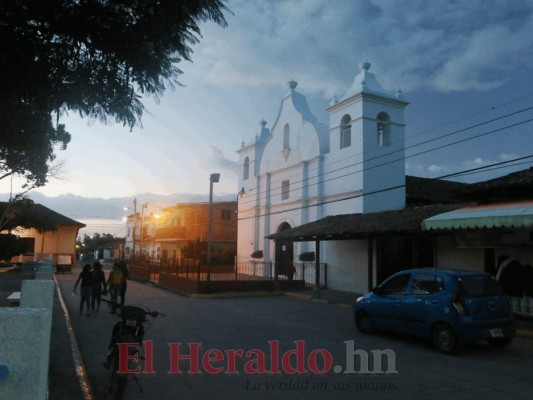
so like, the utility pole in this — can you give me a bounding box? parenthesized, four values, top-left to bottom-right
(140, 203, 148, 259)
(132, 198, 137, 258)
(207, 173, 220, 282)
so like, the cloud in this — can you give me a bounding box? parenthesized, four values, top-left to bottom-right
(428, 164, 443, 173)
(407, 152, 530, 182)
(194, 0, 533, 96)
(203, 145, 239, 176)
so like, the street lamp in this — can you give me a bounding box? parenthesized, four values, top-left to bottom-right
(237, 187, 246, 200)
(207, 173, 220, 281)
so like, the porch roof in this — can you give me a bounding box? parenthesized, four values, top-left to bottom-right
(422, 200, 533, 231)
(266, 204, 462, 242)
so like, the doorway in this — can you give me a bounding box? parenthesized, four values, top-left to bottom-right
(275, 222, 293, 276)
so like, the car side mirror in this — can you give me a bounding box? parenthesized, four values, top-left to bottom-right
(372, 286, 384, 295)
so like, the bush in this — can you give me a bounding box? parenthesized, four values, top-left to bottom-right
(298, 252, 315, 262)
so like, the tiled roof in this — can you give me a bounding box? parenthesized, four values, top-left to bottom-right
(406, 176, 469, 204)
(460, 167, 533, 195)
(267, 204, 464, 242)
(33, 204, 85, 227)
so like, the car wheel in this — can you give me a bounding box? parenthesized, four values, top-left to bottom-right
(432, 323, 458, 354)
(355, 312, 375, 334)
(487, 337, 513, 348)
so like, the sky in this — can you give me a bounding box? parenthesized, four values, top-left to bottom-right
(2, 0, 533, 200)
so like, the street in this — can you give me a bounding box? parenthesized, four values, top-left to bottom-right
(55, 268, 533, 400)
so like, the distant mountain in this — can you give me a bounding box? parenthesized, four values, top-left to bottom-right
(0, 191, 235, 220)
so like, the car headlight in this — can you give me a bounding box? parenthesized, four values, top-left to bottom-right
(356, 296, 364, 303)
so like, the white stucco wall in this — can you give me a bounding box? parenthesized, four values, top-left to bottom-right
(435, 235, 488, 271)
(236, 64, 408, 292)
(325, 240, 369, 293)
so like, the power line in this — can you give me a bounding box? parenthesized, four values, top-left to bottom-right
(238, 112, 533, 207)
(237, 94, 533, 201)
(441, 161, 533, 179)
(237, 154, 533, 221)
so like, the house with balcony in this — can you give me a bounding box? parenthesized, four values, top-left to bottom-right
(125, 201, 237, 264)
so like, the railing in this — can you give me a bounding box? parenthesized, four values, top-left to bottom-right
(294, 262, 328, 288)
(510, 296, 533, 317)
(127, 256, 327, 286)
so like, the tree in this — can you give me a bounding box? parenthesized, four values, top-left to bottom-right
(77, 233, 124, 260)
(0, 199, 57, 233)
(0, 0, 228, 189)
(0, 198, 58, 261)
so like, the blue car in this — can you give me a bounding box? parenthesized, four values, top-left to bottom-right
(354, 268, 515, 353)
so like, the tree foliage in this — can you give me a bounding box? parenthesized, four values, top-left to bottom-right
(0, 0, 228, 189)
(0, 199, 57, 232)
(76, 232, 124, 259)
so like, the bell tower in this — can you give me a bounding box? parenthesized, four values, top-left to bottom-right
(326, 61, 409, 212)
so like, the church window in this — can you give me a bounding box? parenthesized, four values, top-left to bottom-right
(281, 180, 290, 200)
(243, 157, 250, 180)
(340, 114, 351, 149)
(377, 112, 391, 146)
(283, 124, 290, 149)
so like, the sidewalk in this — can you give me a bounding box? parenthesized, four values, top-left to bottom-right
(49, 286, 85, 400)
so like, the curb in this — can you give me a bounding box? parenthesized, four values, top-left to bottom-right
(190, 291, 284, 300)
(53, 275, 95, 400)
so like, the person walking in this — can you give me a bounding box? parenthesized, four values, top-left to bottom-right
(118, 260, 129, 306)
(91, 261, 106, 313)
(105, 262, 125, 313)
(73, 264, 93, 316)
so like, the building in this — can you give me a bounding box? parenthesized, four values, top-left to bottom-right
(5, 204, 85, 267)
(423, 168, 533, 273)
(237, 62, 412, 292)
(236, 62, 533, 295)
(125, 201, 237, 263)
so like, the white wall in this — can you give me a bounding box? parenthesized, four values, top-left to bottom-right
(436, 235, 489, 271)
(325, 240, 369, 293)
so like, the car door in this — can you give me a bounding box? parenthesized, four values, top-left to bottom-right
(371, 272, 412, 331)
(401, 272, 446, 336)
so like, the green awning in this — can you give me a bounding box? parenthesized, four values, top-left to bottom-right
(422, 201, 533, 231)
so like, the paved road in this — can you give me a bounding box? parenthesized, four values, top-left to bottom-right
(55, 268, 533, 400)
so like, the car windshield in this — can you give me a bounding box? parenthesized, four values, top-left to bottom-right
(458, 275, 504, 297)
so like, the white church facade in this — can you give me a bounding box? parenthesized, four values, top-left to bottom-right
(236, 62, 409, 293)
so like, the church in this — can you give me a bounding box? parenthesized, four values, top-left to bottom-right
(236, 62, 413, 293)
(236, 61, 533, 298)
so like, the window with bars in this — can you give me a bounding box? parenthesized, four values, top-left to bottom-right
(221, 209, 232, 220)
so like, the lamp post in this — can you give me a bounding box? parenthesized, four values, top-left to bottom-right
(237, 187, 246, 201)
(235, 187, 247, 278)
(132, 199, 137, 257)
(207, 173, 220, 281)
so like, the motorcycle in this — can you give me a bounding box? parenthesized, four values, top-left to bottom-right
(101, 299, 165, 400)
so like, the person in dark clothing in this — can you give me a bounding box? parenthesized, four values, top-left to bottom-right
(73, 264, 93, 316)
(105, 262, 125, 313)
(118, 260, 129, 306)
(91, 261, 106, 312)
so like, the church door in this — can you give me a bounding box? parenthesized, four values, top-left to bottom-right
(275, 222, 293, 277)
